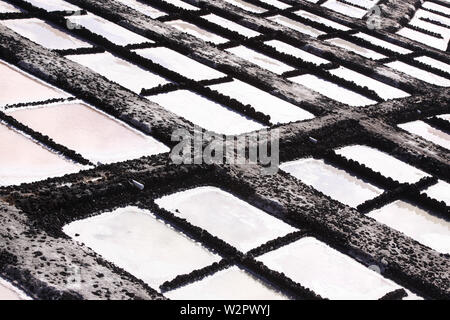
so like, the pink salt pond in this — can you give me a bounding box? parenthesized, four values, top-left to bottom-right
(0, 123, 82, 186)
(8, 102, 170, 164)
(0, 60, 69, 107)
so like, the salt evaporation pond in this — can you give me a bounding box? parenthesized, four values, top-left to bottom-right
(209, 79, 314, 124)
(326, 38, 386, 60)
(116, 0, 166, 18)
(0, 278, 28, 300)
(257, 237, 404, 300)
(8, 102, 170, 164)
(353, 32, 412, 54)
(134, 47, 225, 81)
(156, 186, 296, 252)
(1, 18, 91, 50)
(368, 201, 450, 254)
(329, 67, 409, 100)
(268, 15, 325, 38)
(0, 60, 69, 107)
(0, 123, 83, 186)
(322, 0, 368, 18)
(265, 40, 329, 66)
(67, 14, 149, 46)
(67, 52, 170, 93)
(386, 61, 450, 86)
(289, 74, 376, 106)
(280, 158, 383, 207)
(335, 145, 429, 184)
(202, 14, 260, 38)
(423, 180, 450, 206)
(24, 0, 80, 12)
(398, 120, 450, 150)
(0, 1, 21, 13)
(165, 266, 289, 300)
(166, 20, 228, 44)
(223, 0, 266, 13)
(414, 56, 450, 73)
(164, 0, 199, 10)
(226, 46, 294, 74)
(63, 207, 221, 290)
(147, 90, 264, 135)
(259, 0, 290, 9)
(294, 10, 350, 31)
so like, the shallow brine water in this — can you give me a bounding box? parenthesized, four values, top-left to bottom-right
(335, 145, 430, 184)
(67, 52, 170, 93)
(368, 200, 450, 254)
(0, 123, 83, 186)
(280, 158, 383, 207)
(0, 60, 69, 107)
(209, 79, 314, 124)
(147, 90, 265, 135)
(257, 237, 405, 300)
(165, 266, 289, 300)
(155, 186, 296, 252)
(134, 47, 225, 81)
(63, 207, 221, 290)
(8, 102, 170, 164)
(1, 18, 91, 50)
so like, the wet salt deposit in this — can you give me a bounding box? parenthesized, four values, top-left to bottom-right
(257, 237, 404, 300)
(8, 102, 170, 164)
(280, 158, 383, 207)
(368, 201, 450, 254)
(398, 120, 450, 150)
(165, 266, 289, 300)
(1, 18, 91, 50)
(155, 186, 296, 253)
(209, 79, 314, 124)
(226, 46, 294, 74)
(335, 145, 429, 184)
(63, 207, 221, 290)
(289, 74, 377, 106)
(0, 123, 83, 186)
(0, 60, 69, 107)
(134, 47, 225, 81)
(67, 52, 170, 93)
(147, 90, 264, 135)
